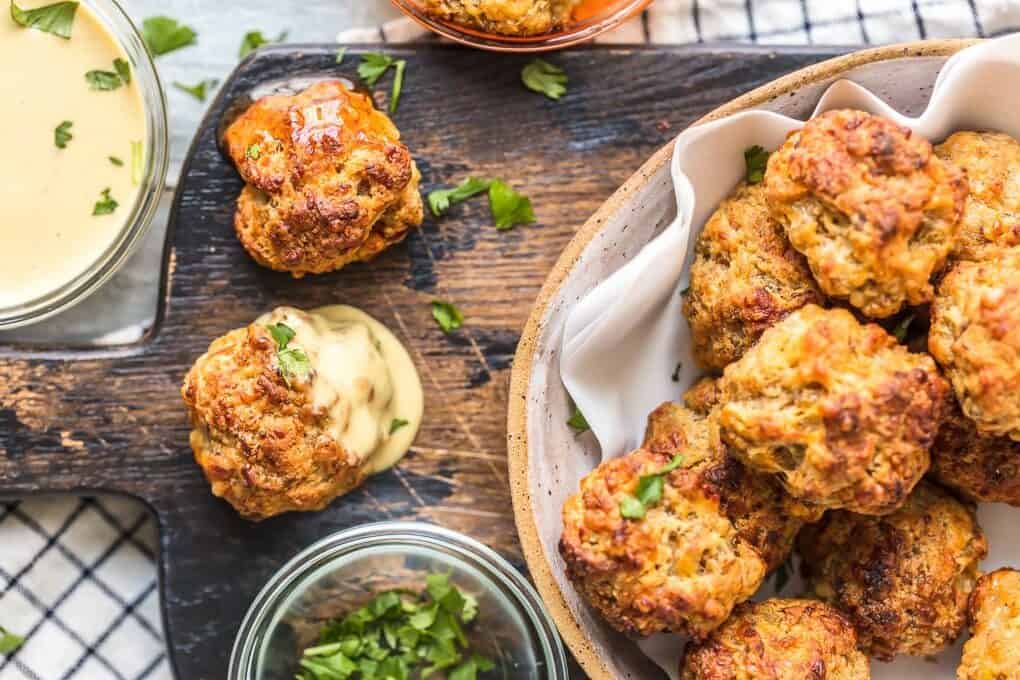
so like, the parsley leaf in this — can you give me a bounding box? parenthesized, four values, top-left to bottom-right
(239, 29, 287, 58)
(10, 1, 77, 39)
(142, 16, 197, 56)
(488, 180, 535, 230)
(892, 313, 915, 343)
(278, 347, 310, 384)
(114, 57, 130, 84)
(335, 46, 346, 64)
(389, 418, 409, 435)
(0, 626, 23, 655)
(431, 300, 463, 334)
(85, 69, 122, 91)
(618, 454, 684, 520)
(173, 79, 218, 102)
(92, 188, 118, 215)
(109, 156, 123, 166)
(744, 145, 770, 184)
(521, 59, 567, 100)
(427, 177, 492, 217)
(567, 405, 589, 433)
(246, 143, 261, 160)
(266, 322, 296, 348)
(54, 120, 72, 149)
(358, 52, 396, 86)
(130, 140, 143, 185)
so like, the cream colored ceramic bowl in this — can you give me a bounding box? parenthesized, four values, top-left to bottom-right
(507, 40, 976, 680)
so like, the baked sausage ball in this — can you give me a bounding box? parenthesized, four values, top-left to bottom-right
(959, 569, 1020, 680)
(559, 404, 767, 638)
(765, 109, 967, 318)
(643, 401, 821, 572)
(680, 599, 870, 680)
(930, 399, 1020, 505)
(929, 250, 1020, 441)
(798, 481, 987, 660)
(935, 130, 1020, 262)
(684, 182, 822, 369)
(224, 80, 423, 277)
(421, 0, 578, 36)
(718, 304, 948, 515)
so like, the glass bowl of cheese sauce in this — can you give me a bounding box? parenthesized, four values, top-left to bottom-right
(0, 0, 168, 329)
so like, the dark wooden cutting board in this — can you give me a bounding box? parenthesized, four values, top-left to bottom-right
(0, 44, 846, 678)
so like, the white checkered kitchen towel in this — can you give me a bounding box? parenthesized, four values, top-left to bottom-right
(5, 0, 1020, 678)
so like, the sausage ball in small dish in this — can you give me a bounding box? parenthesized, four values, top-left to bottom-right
(798, 480, 987, 660)
(958, 568, 1020, 680)
(679, 598, 870, 680)
(929, 249, 1020, 441)
(765, 109, 967, 318)
(420, 0, 579, 36)
(223, 80, 423, 277)
(559, 404, 767, 638)
(717, 304, 948, 515)
(935, 130, 1020, 262)
(684, 182, 822, 370)
(181, 306, 423, 521)
(930, 398, 1020, 505)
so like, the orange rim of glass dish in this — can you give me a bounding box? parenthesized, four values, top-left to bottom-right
(389, 0, 654, 52)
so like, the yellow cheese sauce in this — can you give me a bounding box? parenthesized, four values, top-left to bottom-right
(257, 305, 424, 475)
(0, 2, 145, 309)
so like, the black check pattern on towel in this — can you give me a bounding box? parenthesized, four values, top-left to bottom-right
(0, 496, 170, 680)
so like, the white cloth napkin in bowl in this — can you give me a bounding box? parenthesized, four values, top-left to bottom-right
(560, 33, 1020, 679)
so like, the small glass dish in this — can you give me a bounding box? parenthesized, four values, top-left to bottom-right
(390, 0, 653, 52)
(0, 0, 168, 330)
(230, 521, 570, 679)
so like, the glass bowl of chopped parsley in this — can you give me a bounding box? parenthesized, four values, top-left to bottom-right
(229, 521, 569, 680)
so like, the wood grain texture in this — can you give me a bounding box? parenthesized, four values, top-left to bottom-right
(0, 45, 845, 678)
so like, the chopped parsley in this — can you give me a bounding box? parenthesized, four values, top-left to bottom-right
(566, 405, 589, 434)
(427, 177, 491, 217)
(266, 321, 310, 385)
(54, 121, 72, 149)
(85, 68, 123, 91)
(335, 46, 346, 64)
(109, 156, 124, 166)
(744, 145, 770, 184)
(173, 79, 218, 102)
(296, 573, 491, 680)
(389, 418, 409, 435)
(431, 301, 463, 334)
(892, 313, 915, 343)
(619, 454, 684, 520)
(141, 16, 196, 56)
(358, 53, 407, 113)
(92, 187, 118, 216)
(9, 0, 77, 39)
(488, 180, 534, 230)
(130, 140, 143, 185)
(521, 59, 567, 100)
(239, 29, 287, 58)
(114, 57, 130, 84)
(246, 143, 261, 160)
(0, 626, 23, 655)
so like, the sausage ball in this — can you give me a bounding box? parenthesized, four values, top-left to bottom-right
(959, 569, 1020, 680)
(930, 398, 1020, 505)
(929, 250, 1020, 440)
(680, 599, 870, 680)
(421, 0, 578, 36)
(559, 404, 767, 638)
(765, 109, 967, 318)
(643, 401, 822, 572)
(684, 182, 822, 369)
(224, 80, 423, 277)
(935, 130, 1020, 262)
(798, 481, 988, 660)
(718, 304, 948, 515)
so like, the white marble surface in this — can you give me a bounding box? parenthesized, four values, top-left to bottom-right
(0, 0, 401, 346)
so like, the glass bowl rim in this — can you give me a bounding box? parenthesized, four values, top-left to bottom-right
(0, 0, 169, 330)
(228, 520, 571, 680)
(389, 0, 653, 53)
